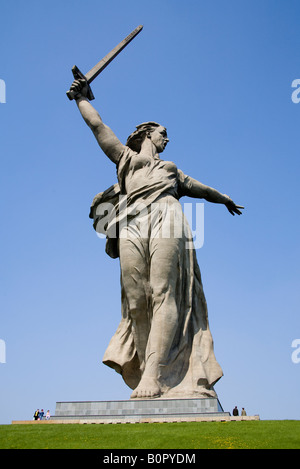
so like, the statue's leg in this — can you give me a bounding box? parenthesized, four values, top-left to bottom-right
(131, 196, 185, 398)
(121, 199, 185, 399)
(119, 233, 151, 374)
(131, 231, 184, 398)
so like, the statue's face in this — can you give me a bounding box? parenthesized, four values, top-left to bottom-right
(150, 126, 169, 153)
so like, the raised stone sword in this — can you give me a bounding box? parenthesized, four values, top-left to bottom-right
(66, 25, 143, 101)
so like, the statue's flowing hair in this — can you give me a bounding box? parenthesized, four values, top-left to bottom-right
(126, 122, 166, 152)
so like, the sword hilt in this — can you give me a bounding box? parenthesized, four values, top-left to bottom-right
(66, 65, 95, 101)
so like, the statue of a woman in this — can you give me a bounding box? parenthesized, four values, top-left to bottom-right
(70, 79, 243, 399)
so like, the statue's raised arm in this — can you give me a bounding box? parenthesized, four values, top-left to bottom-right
(70, 78, 125, 164)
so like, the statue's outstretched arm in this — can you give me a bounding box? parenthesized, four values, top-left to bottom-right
(70, 79, 125, 164)
(183, 175, 244, 216)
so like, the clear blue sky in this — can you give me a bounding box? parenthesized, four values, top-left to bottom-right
(1, 0, 300, 424)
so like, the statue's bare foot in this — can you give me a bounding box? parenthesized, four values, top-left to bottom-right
(131, 377, 161, 399)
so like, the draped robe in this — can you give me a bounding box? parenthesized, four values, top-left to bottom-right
(89, 146, 223, 397)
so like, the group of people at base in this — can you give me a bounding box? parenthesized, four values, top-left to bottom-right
(232, 406, 247, 416)
(33, 409, 50, 420)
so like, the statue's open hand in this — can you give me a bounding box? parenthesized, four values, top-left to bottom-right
(224, 196, 244, 216)
(69, 78, 89, 99)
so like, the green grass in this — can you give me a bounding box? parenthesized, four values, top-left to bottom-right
(0, 421, 299, 449)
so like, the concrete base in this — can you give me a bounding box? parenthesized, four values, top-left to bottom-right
(12, 415, 260, 424)
(49, 397, 232, 423)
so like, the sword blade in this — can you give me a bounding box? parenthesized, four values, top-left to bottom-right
(85, 25, 143, 84)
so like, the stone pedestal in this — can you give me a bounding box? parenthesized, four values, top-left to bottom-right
(52, 397, 230, 423)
